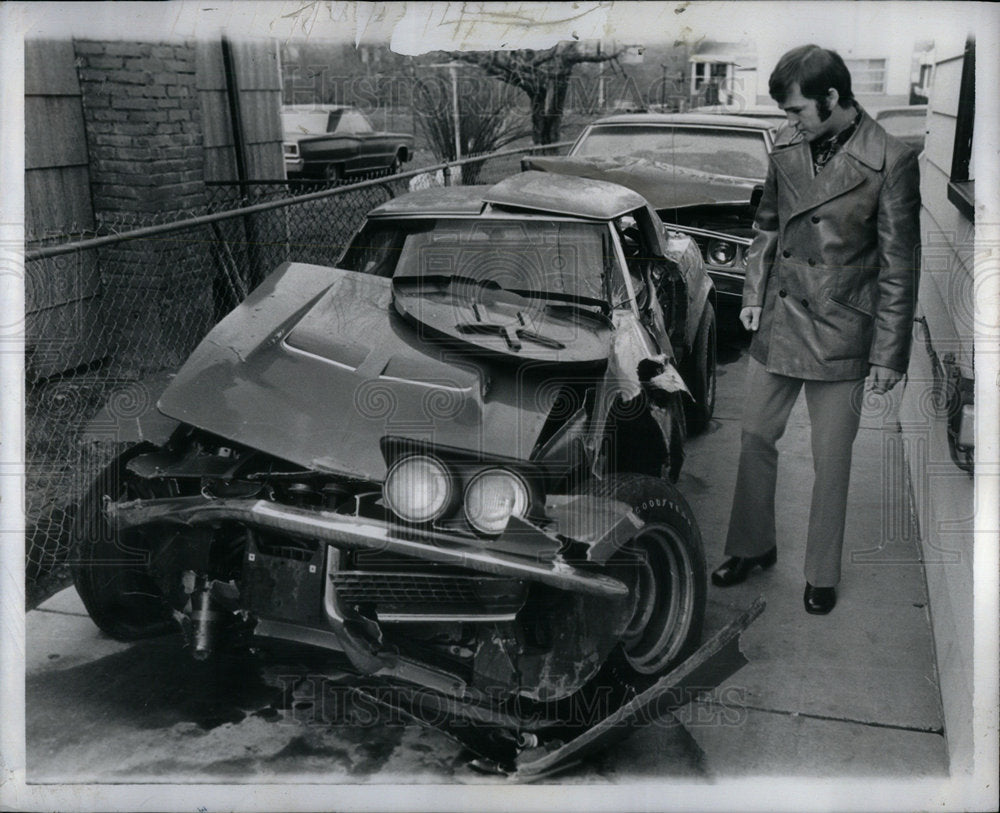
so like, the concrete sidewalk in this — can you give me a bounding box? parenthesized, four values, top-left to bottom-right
(23, 342, 948, 782)
(674, 344, 948, 776)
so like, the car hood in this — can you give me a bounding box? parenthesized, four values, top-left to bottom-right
(157, 263, 604, 481)
(524, 155, 758, 210)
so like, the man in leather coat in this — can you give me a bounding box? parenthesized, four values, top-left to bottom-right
(710, 45, 921, 614)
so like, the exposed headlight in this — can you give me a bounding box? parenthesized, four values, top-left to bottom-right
(464, 468, 530, 535)
(706, 239, 738, 267)
(383, 455, 453, 523)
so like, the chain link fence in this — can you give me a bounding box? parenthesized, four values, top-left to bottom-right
(23, 143, 568, 608)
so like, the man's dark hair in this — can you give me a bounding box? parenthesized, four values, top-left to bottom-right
(769, 45, 855, 108)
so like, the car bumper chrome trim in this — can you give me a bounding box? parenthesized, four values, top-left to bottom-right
(108, 496, 628, 598)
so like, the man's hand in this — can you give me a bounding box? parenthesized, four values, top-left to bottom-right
(870, 365, 903, 394)
(740, 306, 762, 332)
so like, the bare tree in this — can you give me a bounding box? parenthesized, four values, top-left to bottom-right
(451, 42, 624, 144)
(413, 73, 530, 183)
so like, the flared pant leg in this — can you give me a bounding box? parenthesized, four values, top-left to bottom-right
(724, 357, 864, 587)
(802, 377, 864, 587)
(724, 357, 803, 558)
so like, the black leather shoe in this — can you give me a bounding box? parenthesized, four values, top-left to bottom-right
(711, 547, 777, 587)
(804, 583, 836, 614)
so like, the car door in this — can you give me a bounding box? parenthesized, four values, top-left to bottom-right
(340, 110, 378, 173)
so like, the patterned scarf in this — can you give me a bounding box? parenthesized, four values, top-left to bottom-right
(810, 107, 861, 174)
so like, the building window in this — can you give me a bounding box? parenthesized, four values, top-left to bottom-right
(690, 61, 734, 104)
(845, 58, 886, 93)
(948, 37, 975, 221)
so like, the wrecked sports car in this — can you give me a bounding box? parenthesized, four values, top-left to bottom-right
(74, 172, 733, 765)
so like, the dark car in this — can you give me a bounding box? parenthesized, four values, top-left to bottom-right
(874, 105, 928, 153)
(526, 113, 775, 307)
(282, 104, 414, 180)
(73, 172, 717, 736)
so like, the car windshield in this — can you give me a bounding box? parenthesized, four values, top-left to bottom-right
(281, 111, 339, 135)
(340, 218, 609, 303)
(573, 124, 769, 179)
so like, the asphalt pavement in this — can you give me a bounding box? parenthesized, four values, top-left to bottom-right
(24, 327, 948, 784)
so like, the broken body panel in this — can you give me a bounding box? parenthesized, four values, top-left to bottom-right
(75, 172, 731, 743)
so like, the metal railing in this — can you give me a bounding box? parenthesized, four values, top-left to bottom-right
(23, 142, 569, 608)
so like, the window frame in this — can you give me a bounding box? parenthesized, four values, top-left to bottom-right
(845, 58, 887, 94)
(947, 37, 975, 221)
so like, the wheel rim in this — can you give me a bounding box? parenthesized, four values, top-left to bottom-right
(620, 523, 698, 674)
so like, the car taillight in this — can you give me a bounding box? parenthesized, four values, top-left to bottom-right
(383, 455, 454, 523)
(464, 468, 530, 535)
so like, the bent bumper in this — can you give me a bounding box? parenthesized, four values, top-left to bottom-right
(108, 496, 629, 598)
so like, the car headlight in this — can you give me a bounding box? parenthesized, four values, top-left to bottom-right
(464, 468, 530, 535)
(383, 455, 454, 523)
(706, 238, 738, 267)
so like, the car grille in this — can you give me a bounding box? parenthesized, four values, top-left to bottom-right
(330, 570, 527, 621)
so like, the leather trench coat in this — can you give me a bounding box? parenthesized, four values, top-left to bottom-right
(743, 108, 921, 381)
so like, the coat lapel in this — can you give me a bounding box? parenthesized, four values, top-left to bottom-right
(770, 140, 811, 209)
(776, 109, 886, 223)
(788, 153, 865, 221)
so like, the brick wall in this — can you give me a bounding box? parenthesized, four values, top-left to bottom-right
(74, 40, 213, 372)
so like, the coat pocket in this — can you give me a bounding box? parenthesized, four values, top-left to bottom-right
(829, 295, 873, 319)
(818, 296, 874, 361)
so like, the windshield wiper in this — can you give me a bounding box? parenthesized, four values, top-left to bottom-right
(393, 273, 503, 291)
(454, 321, 565, 351)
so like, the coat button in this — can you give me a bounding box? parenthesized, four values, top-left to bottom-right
(782, 250, 791, 258)
(807, 258, 816, 266)
(801, 299, 809, 308)
(811, 215, 820, 223)
(779, 289, 787, 298)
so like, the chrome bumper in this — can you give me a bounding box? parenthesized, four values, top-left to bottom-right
(108, 496, 628, 598)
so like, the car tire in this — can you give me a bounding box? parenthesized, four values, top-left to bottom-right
(684, 302, 717, 435)
(72, 444, 175, 641)
(587, 473, 706, 681)
(389, 153, 403, 174)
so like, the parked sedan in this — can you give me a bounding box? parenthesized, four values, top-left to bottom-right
(525, 112, 773, 309)
(282, 104, 414, 180)
(874, 105, 928, 153)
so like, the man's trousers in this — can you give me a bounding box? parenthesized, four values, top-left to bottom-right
(724, 356, 865, 587)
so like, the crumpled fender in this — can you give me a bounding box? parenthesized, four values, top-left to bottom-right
(81, 373, 179, 446)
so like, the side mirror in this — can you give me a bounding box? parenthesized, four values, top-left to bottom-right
(750, 184, 764, 210)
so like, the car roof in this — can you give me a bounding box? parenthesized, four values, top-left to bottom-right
(368, 171, 649, 221)
(582, 112, 775, 131)
(691, 104, 786, 119)
(281, 104, 353, 113)
(874, 105, 928, 117)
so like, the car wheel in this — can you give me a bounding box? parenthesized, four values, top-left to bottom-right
(72, 444, 174, 641)
(389, 154, 402, 174)
(589, 473, 706, 680)
(684, 302, 717, 435)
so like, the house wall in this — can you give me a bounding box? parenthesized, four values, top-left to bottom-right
(25, 38, 285, 377)
(24, 40, 104, 378)
(74, 39, 213, 370)
(750, 8, 930, 109)
(897, 31, 975, 775)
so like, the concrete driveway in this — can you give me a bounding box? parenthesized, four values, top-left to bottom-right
(25, 330, 948, 784)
